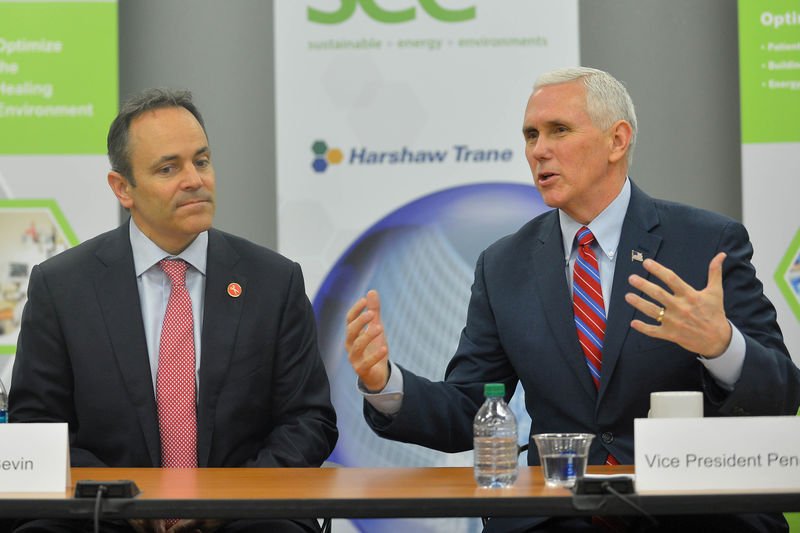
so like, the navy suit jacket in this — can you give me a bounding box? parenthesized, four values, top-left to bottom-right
(365, 182, 799, 530)
(11, 222, 337, 469)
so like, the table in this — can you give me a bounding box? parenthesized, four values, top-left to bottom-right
(0, 466, 799, 520)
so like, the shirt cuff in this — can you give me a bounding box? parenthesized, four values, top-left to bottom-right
(697, 321, 745, 391)
(358, 360, 404, 415)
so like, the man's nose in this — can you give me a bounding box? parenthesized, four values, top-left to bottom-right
(530, 137, 551, 160)
(181, 165, 203, 189)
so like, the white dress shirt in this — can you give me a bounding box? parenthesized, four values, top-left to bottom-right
(129, 219, 208, 397)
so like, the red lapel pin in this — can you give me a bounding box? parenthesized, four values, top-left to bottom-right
(227, 282, 242, 298)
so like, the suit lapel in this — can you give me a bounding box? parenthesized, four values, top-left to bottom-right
(598, 183, 662, 400)
(94, 223, 161, 466)
(531, 213, 598, 400)
(196, 229, 246, 467)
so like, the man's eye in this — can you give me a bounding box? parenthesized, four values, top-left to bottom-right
(196, 159, 210, 168)
(158, 166, 174, 175)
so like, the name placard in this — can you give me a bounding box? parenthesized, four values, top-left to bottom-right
(0, 423, 70, 492)
(635, 416, 800, 492)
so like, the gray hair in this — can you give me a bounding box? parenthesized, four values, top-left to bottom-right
(534, 67, 637, 165)
(107, 88, 206, 185)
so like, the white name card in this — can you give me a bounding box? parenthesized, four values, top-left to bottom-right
(634, 416, 800, 492)
(0, 423, 70, 492)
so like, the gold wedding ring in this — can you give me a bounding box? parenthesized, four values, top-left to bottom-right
(656, 307, 665, 324)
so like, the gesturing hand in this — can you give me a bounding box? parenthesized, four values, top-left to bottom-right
(345, 290, 390, 392)
(625, 252, 732, 357)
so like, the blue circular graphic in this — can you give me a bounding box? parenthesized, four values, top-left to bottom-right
(313, 182, 548, 533)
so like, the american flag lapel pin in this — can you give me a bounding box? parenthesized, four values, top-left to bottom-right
(631, 250, 644, 262)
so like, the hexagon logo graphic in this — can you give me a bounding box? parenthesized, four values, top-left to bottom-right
(311, 139, 344, 173)
(0, 199, 79, 354)
(775, 225, 800, 325)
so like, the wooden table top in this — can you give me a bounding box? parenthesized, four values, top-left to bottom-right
(1, 465, 798, 519)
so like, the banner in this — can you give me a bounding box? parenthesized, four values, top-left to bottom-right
(0, 0, 118, 385)
(275, 2, 578, 531)
(739, 3, 800, 530)
(739, 1, 800, 358)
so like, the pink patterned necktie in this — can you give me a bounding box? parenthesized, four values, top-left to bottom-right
(572, 229, 619, 469)
(157, 259, 198, 470)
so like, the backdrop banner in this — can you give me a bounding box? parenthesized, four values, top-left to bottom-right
(275, 2, 578, 532)
(739, 0, 800, 359)
(0, 1, 118, 384)
(739, 5, 800, 528)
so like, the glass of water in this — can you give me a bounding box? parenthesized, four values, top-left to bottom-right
(532, 433, 594, 488)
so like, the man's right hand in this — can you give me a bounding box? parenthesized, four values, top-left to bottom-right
(345, 290, 390, 392)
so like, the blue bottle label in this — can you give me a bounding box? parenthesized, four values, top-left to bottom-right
(0, 409, 7, 423)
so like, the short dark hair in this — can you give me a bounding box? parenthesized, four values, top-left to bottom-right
(107, 88, 206, 186)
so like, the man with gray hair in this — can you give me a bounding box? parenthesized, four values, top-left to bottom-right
(11, 88, 337, 533)
(346, 67, 800, 532)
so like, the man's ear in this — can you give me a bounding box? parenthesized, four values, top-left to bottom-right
(107, 171, 134, 209)
(608, 120, 633, 164)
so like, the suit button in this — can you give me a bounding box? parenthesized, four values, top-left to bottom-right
(601, 432, 614, 444)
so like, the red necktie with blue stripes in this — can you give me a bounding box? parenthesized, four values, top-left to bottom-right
(573, 228, 619, 469)
(573, 227, 605, 389)
(574, 229, 624, 533)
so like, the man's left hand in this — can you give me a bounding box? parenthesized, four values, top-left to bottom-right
(625, 252, 731, 357)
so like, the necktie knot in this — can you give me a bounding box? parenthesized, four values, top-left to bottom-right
(576, 226, 595, 248)
(160, 259, 188, 286)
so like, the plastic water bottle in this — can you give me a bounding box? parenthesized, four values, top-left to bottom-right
(473, 383, 518, 487)
(0, 376, 7, 423)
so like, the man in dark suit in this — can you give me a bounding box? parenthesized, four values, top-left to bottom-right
(345, 67, 800, 532)
(10, 89, 337, 533)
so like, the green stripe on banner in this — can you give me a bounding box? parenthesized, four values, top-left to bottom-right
(0, 1, 118, 154)
(738, 0, 800, 143)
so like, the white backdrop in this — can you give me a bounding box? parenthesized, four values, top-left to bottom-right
(275, 2, 578, 532)
(275, 0, 578, 297)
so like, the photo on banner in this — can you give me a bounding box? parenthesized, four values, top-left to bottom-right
(275, 2, 578, 532)
(0, 0, 118, 385)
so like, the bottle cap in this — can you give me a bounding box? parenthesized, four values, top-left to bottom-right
(484, 383, 505, 397)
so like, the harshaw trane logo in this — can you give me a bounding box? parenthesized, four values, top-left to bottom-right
(312, 140, 344, 172)
(311, 139, 512, 173)
(308, 0, 476, 24)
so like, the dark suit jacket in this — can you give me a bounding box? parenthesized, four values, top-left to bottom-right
(10, 222, 337, 469)
(365, 182, 799, 531)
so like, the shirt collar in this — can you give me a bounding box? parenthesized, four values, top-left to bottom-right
(558, 177, 632, 262)
(129, 218, 208, 277)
